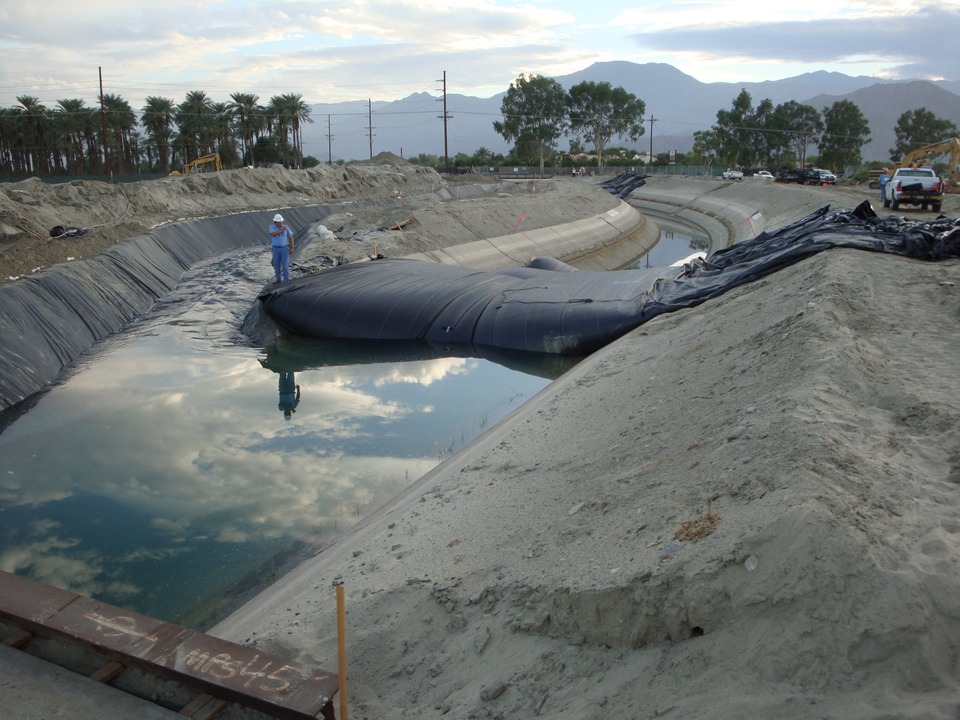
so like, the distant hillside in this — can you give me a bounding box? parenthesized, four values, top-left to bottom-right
(300, 61, 959, 165)
(807, 81, 960, 162)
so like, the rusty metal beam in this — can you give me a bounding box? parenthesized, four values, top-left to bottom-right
(0, 571, 338, 720)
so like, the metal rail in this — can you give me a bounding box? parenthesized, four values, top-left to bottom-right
(0, 570, 338, 719)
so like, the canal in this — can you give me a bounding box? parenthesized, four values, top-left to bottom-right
(0, 224, 705, 629)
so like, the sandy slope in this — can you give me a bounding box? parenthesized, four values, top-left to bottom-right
(0, 159, 621, 284)
(214, 255, 960, 720)
(209, 180, 960, 719)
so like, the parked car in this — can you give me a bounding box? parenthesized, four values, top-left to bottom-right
(813, 168, 837, 184)
(721, 168, 744, 180)
(777, 168, 821, 185)
(751, 170, 774, 180)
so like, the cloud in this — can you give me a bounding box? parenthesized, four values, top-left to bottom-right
(0, 3, 956, 129)
(627, 6, 960, 81)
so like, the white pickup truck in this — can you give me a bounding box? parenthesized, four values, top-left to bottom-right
(883, 167, 944, 212)
(721, 168, 744, 180)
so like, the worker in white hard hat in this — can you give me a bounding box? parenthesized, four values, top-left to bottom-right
(268, 213, 295, 282)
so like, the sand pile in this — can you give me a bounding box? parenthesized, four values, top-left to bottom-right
(0, 159, 443, 282)
(213, 181, 960, 720)
(0, 160, 625, 284)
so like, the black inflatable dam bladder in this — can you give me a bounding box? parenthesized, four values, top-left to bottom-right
(257, 201, 960, 357)
(258, 258, 674, 356)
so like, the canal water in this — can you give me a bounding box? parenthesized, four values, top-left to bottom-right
(0, 225, 704, 629)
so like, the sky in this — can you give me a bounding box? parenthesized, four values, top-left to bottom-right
(1, 1, 958, 110)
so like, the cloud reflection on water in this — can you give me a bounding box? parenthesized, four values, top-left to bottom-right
(0, 322, 547, 622)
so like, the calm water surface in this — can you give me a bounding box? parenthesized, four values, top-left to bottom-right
(0, 246, 573, 627)
(0, 226, 703, 628)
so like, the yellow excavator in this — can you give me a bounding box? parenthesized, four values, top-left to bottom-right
(170, 152, 222, 176)
(896, 138, 960, 191)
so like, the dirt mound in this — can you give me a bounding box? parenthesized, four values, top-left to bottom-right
(0, 166, 627, 285)
(0, 164, 444, 283)
(210, 179, 960, 720)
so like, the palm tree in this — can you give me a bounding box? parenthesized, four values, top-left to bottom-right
(228, 92, 260, 167)
(141, 96, 175, 172)
(102, 93, 137, 173)
(268, 93, 312, 168)
(55, 99, 98, 175)
(267, 95, 292, 166)
(174, 91, 215, 168)
(473, 147, 493, 166)
(0, 107, 27, 177)
(286, 93, 313, 168)
(211, 102, 238, 166)
(16, 96, 50, 175)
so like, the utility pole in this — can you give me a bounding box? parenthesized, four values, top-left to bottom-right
(647, 116, 657, 166)
(98, 66, 110, 179)
(326, 114, 333, 164)
(366, 99, 375, 159)
(437, 71, 451, 169)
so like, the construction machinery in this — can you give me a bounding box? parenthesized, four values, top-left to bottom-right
(896, 138, 960, 191)
(170, 152, 222, 176)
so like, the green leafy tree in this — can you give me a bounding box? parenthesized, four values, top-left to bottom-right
(408, 152, 441, 167)
(566, 81, 645, 170)
(452, 151, 473, 166)
(493, 74, 567, 176)
(818, 99, 870, 171)
(702, 91, 824, 170)
(471, 146, 494, 166)
(771, 100, 823, 167)
(890, 108, 959, 161)
(709, 89, 755, 167)
(748, 98, 780, 167)
(706, 90, 784, 168)
(252, 135, 282, 165)
(691, 128, 720, 166)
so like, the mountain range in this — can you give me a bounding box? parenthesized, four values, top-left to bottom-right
(300, 61, 960, 166)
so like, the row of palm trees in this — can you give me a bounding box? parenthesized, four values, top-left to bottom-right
(0, 91, 313, 179)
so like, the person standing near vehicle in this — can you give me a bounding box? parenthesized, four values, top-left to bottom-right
(269, 213, 295, 283)
(878, 168, 890, 204)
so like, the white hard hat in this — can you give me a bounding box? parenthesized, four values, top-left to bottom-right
(273, 214, 284, 222)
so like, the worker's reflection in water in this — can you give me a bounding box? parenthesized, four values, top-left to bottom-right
(278, 371, 301, 420)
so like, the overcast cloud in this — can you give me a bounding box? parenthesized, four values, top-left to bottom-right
(0, 2, 956, 109)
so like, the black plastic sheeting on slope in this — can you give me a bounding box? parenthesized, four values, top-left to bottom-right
(0, 184, 512, 412)
(259, 201, 960, 356)
(601, 173, 649, 198)
(0, 211, 313, 412)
